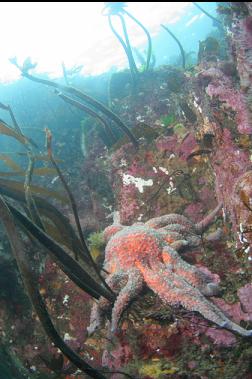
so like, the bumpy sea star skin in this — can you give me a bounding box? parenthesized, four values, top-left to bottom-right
(88, 204, 252, 337)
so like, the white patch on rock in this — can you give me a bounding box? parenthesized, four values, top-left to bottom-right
(159, 166, 169, 175)
(119, 159, 127, 167)
(63, 294, 69, 305)
(244, 246, 250, 254)
(122, 173, 153, 193)
(166, 179, 176, 195)
(64, 333, 76, 341)
(168, 154, 176, 160)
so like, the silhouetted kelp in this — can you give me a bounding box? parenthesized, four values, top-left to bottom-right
(0, 112, 37, 149)
(161, 24, 186, 70)
(193, 2, 223, 29)
(103, 2, 152, 83)
(61, 61, 83, 86)
(10, 57, 139, 148)
(54, 89, 117, 145)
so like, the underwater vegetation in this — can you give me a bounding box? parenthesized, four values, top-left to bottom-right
(9, 56, 139, 149)
(0, 2, 252, 379)
(0, 113, 116, 377)
(61, 62, 84, 86)
(103, 2, 152, 84)
(161, 25, 186, 70)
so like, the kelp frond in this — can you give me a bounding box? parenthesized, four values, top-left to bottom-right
(0, 195, 107, 379)
(44, 128, 114, 294)
(0, 177, 67, 203)
(54, 89, 117, 145)
(7, 200, 115, 301)
(9, 63, 139, 148)
(161, 24, 186, 69)
(0, 120, 29, 145)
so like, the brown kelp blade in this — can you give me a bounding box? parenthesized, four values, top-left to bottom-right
(29, 167, 58, 176)
(0, 177, 67, 203)
(0, 120, 28, 145)
(0, 153, 24, 172)
(7, 200, 115, 301)
(0, 168, 57, 177)
(0, 180, 89, 264)
(0, 196, 107, 379)
(17, 152, 63, 163)
(44, 127, 113, 293)
(0, 122, 38, 150)
(0, 151, 58, 177)
(20, 71, 139, 148)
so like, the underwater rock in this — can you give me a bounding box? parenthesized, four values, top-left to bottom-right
(205, 328, 237, 347)
(210, 128, 252, 247)
(155, 135, 177, 153)
(232, 170, 252, 248)
(166, 68, 186, 93)
(198, 37, 220, 63)
(238, 283, 252, 317)
(232, 15, 252, 92)
(102, 343, 133, 370)
(201, 67, 252, 134)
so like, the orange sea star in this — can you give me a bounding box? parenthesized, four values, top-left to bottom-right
(88, 204, 252, 337)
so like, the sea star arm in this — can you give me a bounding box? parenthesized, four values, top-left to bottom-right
(87, 270, 127, 335)
(160, 224, 193, 234)
(170, 239, 189, 251)
(160, 227, 201, 250)
(195, 203, 223, 234)
(137, 262, 252, 337)
(110, 268, 144, 332)
(145, 214, 194, 231)
(204, 227, 223, 242)
(161, 245, 219, 296)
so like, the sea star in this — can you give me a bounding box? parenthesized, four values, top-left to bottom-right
(88, 204, 252, 337)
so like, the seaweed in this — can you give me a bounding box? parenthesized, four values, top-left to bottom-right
(160, 114, 176, 127)
(9, 59, 139, 148)
(0, 196, 107, 379)
(161, 24, 186, 69)
(45, 128, 113, 293)
(55, 89, 117, 146)
(0, 115, 131, 376)
(193, 2, 223, 29)
(103, 2, 152, 84)
(0, 101, 38, 148)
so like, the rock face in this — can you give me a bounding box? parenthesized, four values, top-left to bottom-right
(1, 4, 252, 379)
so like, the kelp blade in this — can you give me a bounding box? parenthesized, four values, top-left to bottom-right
(0, 178, 67, 203)
(0, 121, 28, 145)
(7, 201, 114, 301)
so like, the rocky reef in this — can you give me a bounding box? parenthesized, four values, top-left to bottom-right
(0, 2, 252, 379)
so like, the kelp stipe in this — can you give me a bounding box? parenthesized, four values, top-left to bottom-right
(161, 24, 186, 69)
(103, 2, 152, 81)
